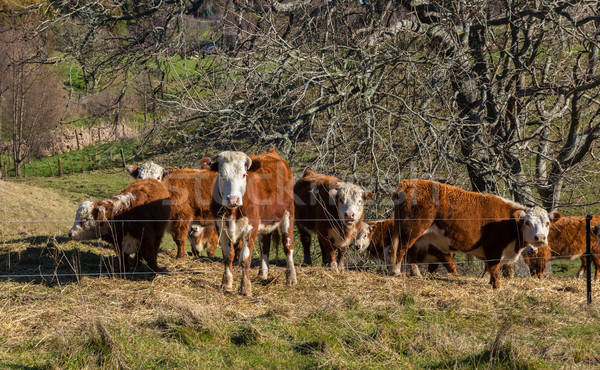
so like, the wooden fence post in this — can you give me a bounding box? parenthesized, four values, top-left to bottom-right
(70, 157, 75, 174)
(58, 158, 63, 177)
(3, 162, 7, 179)
(81, 155, 84, 173)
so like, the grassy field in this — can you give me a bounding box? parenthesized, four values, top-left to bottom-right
(1, 172, 600, 368)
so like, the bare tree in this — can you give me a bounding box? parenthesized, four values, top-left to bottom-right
(13, 0, 600, 213)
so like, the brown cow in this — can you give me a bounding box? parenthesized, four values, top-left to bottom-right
(201, 149, 296, 296)
(188, 224, 219, 258)
(523, 216, 600, 279)
(389, 179, 561, 289)
(68, 179, 171, 272)
(355, 219, 458, 275)
(294, 169, 373, 271)
(127, 163, 217, 259)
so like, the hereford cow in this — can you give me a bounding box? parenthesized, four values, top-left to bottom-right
(126, 163, 217, 259)
(389, 179, 561, 289)
(294, 169, 373, 271)
(68, 179, 171, 272)
(188, 224, 219, 258)
(201, 149, 296, 296)
(523, 216, 600, 279)
(355, 219, 458, 276)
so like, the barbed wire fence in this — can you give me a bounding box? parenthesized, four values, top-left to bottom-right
(1, 216, 597, 303)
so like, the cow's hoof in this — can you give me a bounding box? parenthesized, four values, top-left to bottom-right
(287, 271, 298, 286)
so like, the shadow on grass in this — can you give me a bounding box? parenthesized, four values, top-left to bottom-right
(0, 235, 158, 286)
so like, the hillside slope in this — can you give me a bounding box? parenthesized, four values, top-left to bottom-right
(0, 180, 78, 238)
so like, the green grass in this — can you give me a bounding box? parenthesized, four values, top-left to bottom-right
(1, 138, 144, 179)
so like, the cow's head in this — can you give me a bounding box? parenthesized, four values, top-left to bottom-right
(514, 207, 561, 250)
(201, 151, 252, 208)
(329, 182, 373, 226)
(126, 161, 173, 181)
(68, 201, 108, 241)
(355, 222, 374, 251)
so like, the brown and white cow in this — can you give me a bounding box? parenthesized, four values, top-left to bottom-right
(389, 179, 561, 289)
(68, 179, 171, 272)
(127, 163, 217, 259)
(188, 224, 219, 258)
(355, 219, 458, 275)
(523, 216, 600, 279)
(201, 149, 296, 296)
(294, 169, 373, 271)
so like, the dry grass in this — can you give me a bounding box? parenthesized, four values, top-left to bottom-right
(2, 179, 600, 368)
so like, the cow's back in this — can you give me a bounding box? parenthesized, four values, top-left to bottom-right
(162, 168, 217, 223)
(394, 179, 521, 252)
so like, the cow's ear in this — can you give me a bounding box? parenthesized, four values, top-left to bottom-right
(125, 165, 139, 178)
(201, 157, 218, 171)
(329, 188, 338, 200)
(513, 209, 526, 223)
(162, 167, 174, 179)
(363, 191, 374, 202)
(549, 211, 561, 223)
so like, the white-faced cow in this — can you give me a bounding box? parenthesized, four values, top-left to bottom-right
(524, 216, 600, 279)
(68, 179, 171, 272)
(127, 163, 217, 259)
(188, 224, 219, 258)
(201, 149, 296, 296)
(355, 219, 458, 275)
(389, 179, 560, 289)
(294, 169, 373, 271)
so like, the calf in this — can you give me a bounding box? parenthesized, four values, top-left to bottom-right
(523, 216, 600, 279)
(294, 169, 373, 271)
(355, 219, 458, 275)
(188, 224, 219, 258)
(68, 179, 171, 272)
(127, 163, 217, 259)
(201, 149, 296, 296)
(389, 179, 560, 289)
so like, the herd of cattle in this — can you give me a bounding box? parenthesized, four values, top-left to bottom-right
(67, 149, 599, 296)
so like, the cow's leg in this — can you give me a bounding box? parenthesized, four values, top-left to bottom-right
(317, 235, 338, 272)
(298, 227, 312, 265)
(282, 216, 297, 285)
(336, 246, 347, 272)
(486, 261, 502, 289)
(207, 233, 218, 258)
(258, 233, 271, 280)
(172, 220, 190, 259)
(221, 237, 235, 293)
(592, 253, 600, 280)
(240, 231, 257, 297)
(577, 257, 586, 278)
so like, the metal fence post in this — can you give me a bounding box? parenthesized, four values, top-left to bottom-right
(586, 214, 592, 304)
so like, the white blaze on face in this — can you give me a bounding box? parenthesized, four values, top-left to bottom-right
(355, 222, 374, 251)
(69, 201, 99, 241)
(214, 151, 251, 208)
(137, 161, 165, 181)
(330, 183, 372, 225)
(518, 206, 552, 247)
(188, 224, 205, 251)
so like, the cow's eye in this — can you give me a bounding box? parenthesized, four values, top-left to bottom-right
(545, 221, 550, 227)
(242, 173, 247, 178)
(358, 200, 363, 205)
(525, 221, 532, 226)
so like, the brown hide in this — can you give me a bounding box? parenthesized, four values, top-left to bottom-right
(189, 224, 219, 258)
(206, 149, 296, 296)
(94, 179, 170, 272)
(524, 216, 600, 279)
(128, 166, 218, 259)
(294, 169, 369, 269)
(365, 220, 457, 274)
(390, 179, 556, 289)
